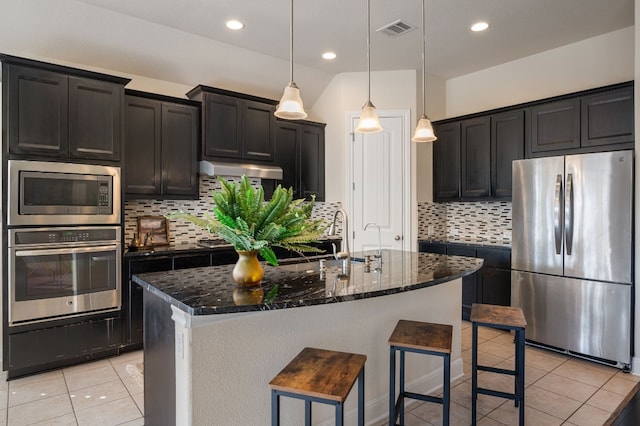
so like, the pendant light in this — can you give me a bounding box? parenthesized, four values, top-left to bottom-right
(412, 0, 437, 142)
(355, 0, 383, 133)
(275, 0, 307, 120)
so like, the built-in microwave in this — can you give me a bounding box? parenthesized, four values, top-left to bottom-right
(7, 160, 121, 226)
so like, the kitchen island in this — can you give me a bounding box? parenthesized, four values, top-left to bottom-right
(133, 249, 483, 425)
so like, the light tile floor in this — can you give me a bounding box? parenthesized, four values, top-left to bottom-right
(0, 350, 143, 426)
(1, 321, 638, 425)
(376, 321, 640, 426)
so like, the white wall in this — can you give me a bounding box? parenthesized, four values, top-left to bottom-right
(311, 69, 419, 205)
(446, 26, 634, 117)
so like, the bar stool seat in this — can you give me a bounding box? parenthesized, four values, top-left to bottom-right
(471, 303, 527, 426)
(269, 347, 366, 426)
(388, 320, 453, 426)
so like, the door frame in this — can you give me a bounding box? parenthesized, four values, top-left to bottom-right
(345, 109, 414, 252)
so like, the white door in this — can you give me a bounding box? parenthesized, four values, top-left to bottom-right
(349, 110, 410, 253)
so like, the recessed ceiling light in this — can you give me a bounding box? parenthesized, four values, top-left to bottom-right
(322, 52, 337, 60)
(226, 19, 244, 30)
(470, 22, 489, 32)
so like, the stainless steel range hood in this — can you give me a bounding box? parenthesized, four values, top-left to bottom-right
(199, 161, 283, 180)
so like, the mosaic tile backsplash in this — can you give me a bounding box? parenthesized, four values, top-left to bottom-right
(417, 201, 512, 247)
(124, 176, 342, 246)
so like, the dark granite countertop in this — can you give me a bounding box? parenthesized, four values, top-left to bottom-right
(133, 249, 483, 316)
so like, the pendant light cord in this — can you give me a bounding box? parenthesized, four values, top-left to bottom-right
(421, 0, 426, 114)
(289, 0, 294, 84)
(366, 0, 372, 102)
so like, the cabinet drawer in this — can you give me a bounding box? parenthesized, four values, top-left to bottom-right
(173, 253, 210, 270)
(476, 247, 511, 269)
(418, 242, 447, 254)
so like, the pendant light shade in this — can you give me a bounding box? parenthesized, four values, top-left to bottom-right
(356, 0, 383, 133)
(412, 0, 437, 143)
(355, 100, 383, 133)
(275, 82, 307, 119)
(412, 114, 437, 142)
(275, 0, 307, 120)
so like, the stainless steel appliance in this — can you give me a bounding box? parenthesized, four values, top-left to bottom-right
(7, 160, 121, 226)
(8, 226, 121, 325)
(511, 150, 633, 369)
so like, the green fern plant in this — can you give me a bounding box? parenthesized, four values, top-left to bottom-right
(167, 176, 326, 266)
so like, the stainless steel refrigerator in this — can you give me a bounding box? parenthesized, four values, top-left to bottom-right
(511, 150, 633, 369)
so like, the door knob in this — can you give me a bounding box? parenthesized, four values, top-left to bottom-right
(394, 235, 401, 241)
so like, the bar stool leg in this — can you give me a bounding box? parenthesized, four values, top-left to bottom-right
(399, 349, 406, 425)
(305, 399, 312, 426)
(389, 346, 396, 425)
(271, 390, 280, 426)
(471, 323, 478, 425)
(358, 368, 365, 426)
(517, 328, 525, 425)
(443, 353, 450, 426)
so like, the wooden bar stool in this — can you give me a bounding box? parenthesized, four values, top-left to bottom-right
(388, 320, 453, 426)
(471, 303, 527, 426)
(269, 347, 366, 426)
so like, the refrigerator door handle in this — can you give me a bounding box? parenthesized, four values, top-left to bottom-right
(565, 173, 574, 255)
(554, 174, 563, 255)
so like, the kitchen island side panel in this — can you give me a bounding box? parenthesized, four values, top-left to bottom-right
(172, 278, 462, 425)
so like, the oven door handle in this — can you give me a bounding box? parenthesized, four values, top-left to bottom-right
(14, 245, 118, 257)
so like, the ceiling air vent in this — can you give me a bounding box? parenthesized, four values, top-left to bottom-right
(376, 19, 416, 37)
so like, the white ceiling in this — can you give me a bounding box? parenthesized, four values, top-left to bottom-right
(0, 0, 634, 105)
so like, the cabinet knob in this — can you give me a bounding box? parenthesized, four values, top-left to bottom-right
(394, 235, 402, 241)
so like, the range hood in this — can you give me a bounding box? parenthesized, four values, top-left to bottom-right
(199, 161, 283, 180)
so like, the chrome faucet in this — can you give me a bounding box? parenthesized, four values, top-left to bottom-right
(364, 222, 382, 257)
(328, 207, 350, 274)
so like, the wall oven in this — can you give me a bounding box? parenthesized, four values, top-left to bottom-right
(7, 160, 120, 226)
(8, 226, 121, 325)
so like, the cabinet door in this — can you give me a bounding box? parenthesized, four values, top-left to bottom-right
(491, 110, 524, 199)
(173, 253, 210, 270)
(433, 122, 460, 201)
(161, 103, 199, 198)
(243, 100, 276, 162)
(581, 87, 634, 148)
(202, 93, 242, 159)
(69, 77, 122, 161)
(476, 247, 511, 306)
(530, 99, 580, 153)
(124, 96, 161, 195)
(300, 124, 325, 201)
(461, 117, 491, 199)
(125, 257, 173, 345)
(446, 245, 477, 320)
(275, 121, 300, 197)
(6, 65, 69, 157)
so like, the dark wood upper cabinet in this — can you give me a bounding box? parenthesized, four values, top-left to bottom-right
(187, 85, 276, 163)
(274, 121, 299, 196)
(433, 121, 461, 201)
(461, 116, 491, 199)
(2, 56, 129, 162)
(581, 87, 634, 148)
(6, 65, 69, 157)
(529, 98, 580, 154)
(161, 103, 199, 197)
(201, 93, 242, 159)
(491, 110, 524, 199)
(124, 92, 199, 199)
(274, 120, 325, 201)
(243, 100, 276, 162)
(124, 96, 161, 195)
(69, 77, 122, 160)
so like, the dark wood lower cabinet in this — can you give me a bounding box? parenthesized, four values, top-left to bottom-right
(6, 316, 121, 379)
(419, 241, 511, 320)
